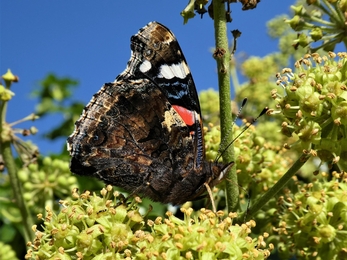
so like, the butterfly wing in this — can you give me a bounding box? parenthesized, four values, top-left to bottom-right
(67, 22, 216, 204)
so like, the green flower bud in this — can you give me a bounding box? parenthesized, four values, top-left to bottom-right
(290, 4, 305, 15)
(37, 170, 46, 182)
(42, 156, 52, 166)
(0, 87, 15, 101)
(0, 123, 13, 142)
(0, 242, 19, 260)
(48, 173, 56, 182)
(2, 69, 18, 83)
(287, 15, 306, 31)
(323, 81, 346, 98)
(332, 101, 347, 125)
(76, 225, 104, 254)
(297, 121, 321, 146)
(23, 182, 33, 191)
(294, 33, 310, 48)
(339, 0, 347, 12)
(28, 126, 38, 135)
(318, 224, 336, 243)
(28, 163, 38, 172)
(57, 175, 67, 186)
(310, 27, 323, 41)
(23, 192, 33, 202)
(299, 91, 323, 118)
(17, 168, 29, 182)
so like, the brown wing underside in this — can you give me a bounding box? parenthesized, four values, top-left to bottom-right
(67, 79, 209, 204)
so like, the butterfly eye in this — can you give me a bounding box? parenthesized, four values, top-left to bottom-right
(143, 48, 154, 60)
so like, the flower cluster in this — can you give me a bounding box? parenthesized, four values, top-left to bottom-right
(286, 0, 347, 52)
(272, 52, 347, 171)
(0, 242, 18, 260)
(274, 172, 347, 259)
(199, 89, 221, 126)
(18, 157, 79, 214)
(26, 186, 273, 259)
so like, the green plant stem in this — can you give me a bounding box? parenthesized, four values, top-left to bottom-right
(212, 0, 238, 212)
(0, 83, 34, 243)
(236, 152, 311, 223)
(1, 142, 34, 243)
(318, 0, 343, 24)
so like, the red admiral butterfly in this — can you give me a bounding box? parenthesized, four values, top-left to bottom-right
(67, 22, 233, 205)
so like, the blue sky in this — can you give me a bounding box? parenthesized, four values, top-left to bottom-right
(1, 1, 295, 155)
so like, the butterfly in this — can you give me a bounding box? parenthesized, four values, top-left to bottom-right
(67, 21, 233, 205)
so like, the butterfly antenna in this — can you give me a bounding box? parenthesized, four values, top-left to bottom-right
(215, 105, 269, 163)
(237, 98, 248, 118)
(215, 97, 248, 157)
(214, 97, 247, 162)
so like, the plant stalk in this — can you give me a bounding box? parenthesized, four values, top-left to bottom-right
(236, 152, 311, 223)
(0, 79, 35, 243)
(212, 0, 238, 212)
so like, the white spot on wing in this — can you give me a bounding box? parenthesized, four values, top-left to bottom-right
(158, 62, 190, 79)
(66, 141, 72, 152)
(139, 60, 152, 73)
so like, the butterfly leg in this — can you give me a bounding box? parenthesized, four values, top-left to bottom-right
(204, 182, 217, 213)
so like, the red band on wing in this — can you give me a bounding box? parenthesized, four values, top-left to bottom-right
(172, 105, 195, 126)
